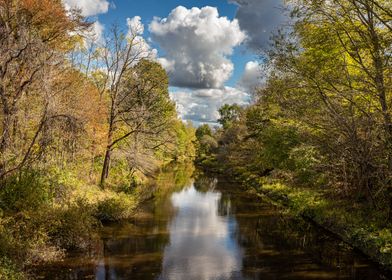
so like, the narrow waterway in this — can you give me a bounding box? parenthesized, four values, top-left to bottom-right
(39, 172, 389, 279)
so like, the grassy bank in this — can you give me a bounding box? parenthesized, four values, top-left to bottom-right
(0, 165, 156, 279)
(199, 159, 392, 271)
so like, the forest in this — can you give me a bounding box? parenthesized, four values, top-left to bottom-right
(0, 0, 392, 279)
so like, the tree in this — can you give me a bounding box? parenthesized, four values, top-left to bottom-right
(86, 22, 156, 186)
(218, 104, 242, 129)
(169, 120, 196, 162)
(0, 0, 87, 179)
(293, 0, 392, 162)
(119, 59, 176, 179)
(195, 124, 212, 140)
(91, 26, 175, 185)
(195, 124, 216, 157)
(262, 0, 392, 207)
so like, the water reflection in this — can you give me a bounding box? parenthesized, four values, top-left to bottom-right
(159, 186, 242, 280)
(36, 171, 390, 280)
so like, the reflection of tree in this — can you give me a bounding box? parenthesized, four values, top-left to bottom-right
(153, 163, 195, 222)
(223, 186, 384, 279)
(156, 163, 195, 193)
(193, 175, 217, 193)
(40, 164, 195, 279)
(97, 163, 193, 280)
(100, 227, 170, 279)
(217, 193, 233, 216)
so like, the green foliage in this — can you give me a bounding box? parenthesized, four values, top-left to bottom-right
(0, 1, 196, 275)
(245, 105, 270, 137)
(172, 121, 196, 162)
(197, 0, 392, 270)
(257, 124, 300, 170)
(198, 135, 218, 157)
(0, 257, 25, 280)
(0, 212, 62, 267)
(195, 124, 218, 160)
(212, 0, 392, 209)
(116, 175, 139, 194)
(0, 171, 55, 212)
(257, 178, 392, 268)
(218, 104, 242, 129)
(95, 193, 136, 222)
(0, 163, 142, 275)
(45, 199, 98, 250)
(195, 124, 212, 140)
(288, 145, 326, 186)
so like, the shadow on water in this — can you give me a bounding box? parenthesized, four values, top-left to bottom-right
(37, 167, 391, 279)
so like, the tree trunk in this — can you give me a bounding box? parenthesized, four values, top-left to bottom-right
(100, 148, 111, 187)
(100, 122, 114, 187)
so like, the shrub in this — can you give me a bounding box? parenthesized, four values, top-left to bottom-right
(0, 257, 25, 280)
(44, 199, 98, 251)
(95, 193, 136, 222)
(0, 171, 55, 212)
(288, 145, 325, 186)
(0, 212, 62, 266)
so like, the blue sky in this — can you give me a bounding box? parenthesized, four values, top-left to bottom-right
(63, 0, 286, 125)
(98, 0, 256, 87)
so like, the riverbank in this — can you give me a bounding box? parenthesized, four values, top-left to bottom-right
(0, 163, 193, 279)
(35, 170, 387, 279)
(197, 158, 392, 272)
(0, 172, 139, 279)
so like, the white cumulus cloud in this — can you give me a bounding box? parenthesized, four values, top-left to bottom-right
(238, 60, 261, 93)
(150, 6, 247, 89)
(229, 0, 288, 50)
(126, 16, 158, 60)
(82, 20, 104, 44)
(62, 0, 109, 17)
(170, 87, 250, 124)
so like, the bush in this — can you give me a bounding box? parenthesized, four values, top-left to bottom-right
(44, 199, 98, 251)
(115, 175, 140, 194)
(0, 171, 55, 212)
(0, 212, 63, 267)
(258, 124, 300, 170)
(288, 145, 325, 186)
(95, 193, 136, 222)
(0, 166, 139, 274)
(0, 257, 25, 280)
(0, 198, 98, 271)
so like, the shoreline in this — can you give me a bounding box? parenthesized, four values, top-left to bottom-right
(198, 162, 392, 273)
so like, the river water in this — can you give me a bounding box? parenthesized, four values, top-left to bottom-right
(38, 172, 390, 279)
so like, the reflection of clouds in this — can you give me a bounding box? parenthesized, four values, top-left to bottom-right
(159, 186, 243, 280)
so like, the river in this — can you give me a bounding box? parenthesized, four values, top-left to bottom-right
(38, 170, 390, 279)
